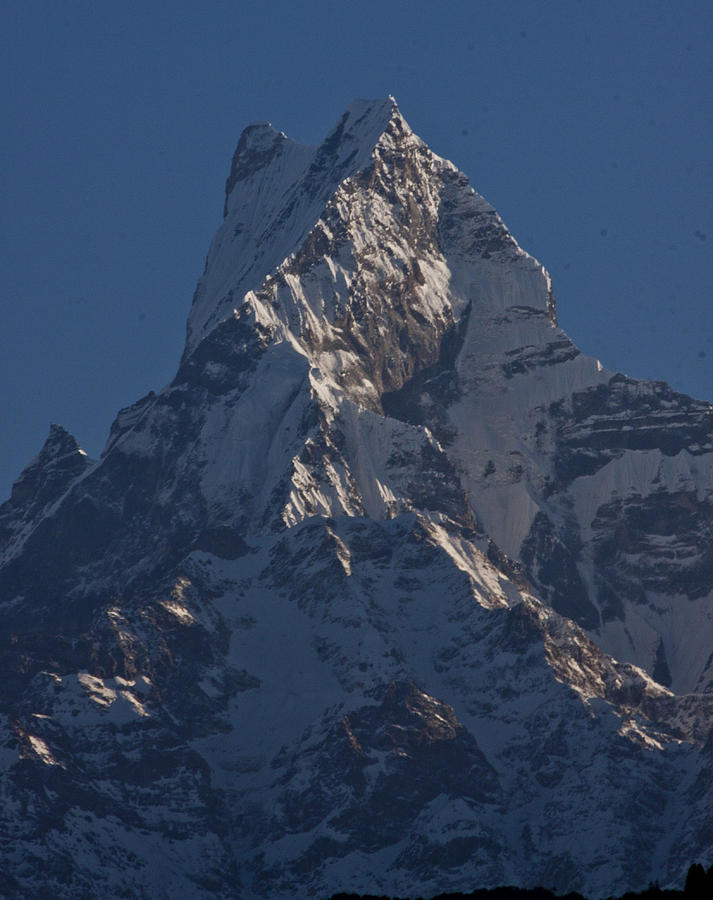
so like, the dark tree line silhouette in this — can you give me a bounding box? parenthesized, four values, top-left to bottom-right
(330, 862, 713, 900)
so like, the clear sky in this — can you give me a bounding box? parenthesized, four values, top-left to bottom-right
(2, 0, 712, 501)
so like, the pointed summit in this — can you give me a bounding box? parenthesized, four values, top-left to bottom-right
(224, 121, 289, 211)
(224, 97, 403, 206)
(324, 95, 406, 152)
(189, 97, 424, 351)
(37, 423, 85, 461)
(4, 424, 91, 516)
(222, 97, 404, 219)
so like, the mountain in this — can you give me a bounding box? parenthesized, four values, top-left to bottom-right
(2, 96, 713, 899)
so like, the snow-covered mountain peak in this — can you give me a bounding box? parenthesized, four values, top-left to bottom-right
(238, 120, 281, 144)
(187, 97, 423, 354)
(0, 424, 92, 555)
(176, 99, 586, 536)
(223, 121, 293, 214)
(37, 423, 85, 460)
(223, 97, 403, 201)
(333, 94, 406, 147)
(7, 99, 713, 898)
(9, 425, 89, 498)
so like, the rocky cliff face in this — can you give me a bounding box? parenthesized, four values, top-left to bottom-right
(2, 97, 713, 899)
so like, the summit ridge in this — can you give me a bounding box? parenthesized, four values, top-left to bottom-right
(189, 96, 411, 352)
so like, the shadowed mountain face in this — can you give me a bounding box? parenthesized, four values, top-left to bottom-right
(2, 97, 713, 899)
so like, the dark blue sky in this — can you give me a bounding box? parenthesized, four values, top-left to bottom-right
(2, 0, 712, 500)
